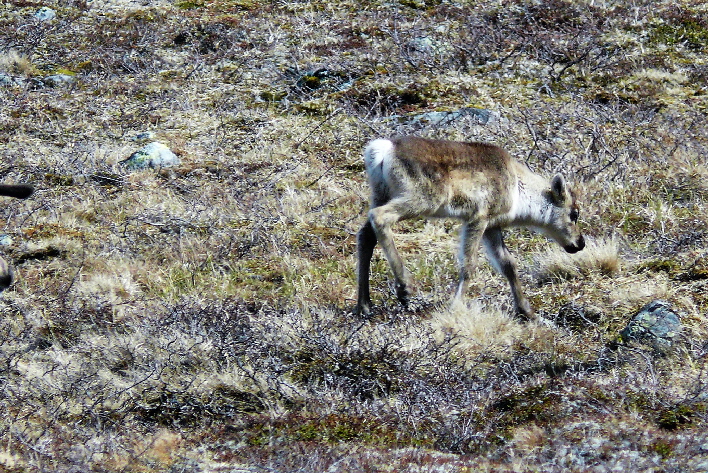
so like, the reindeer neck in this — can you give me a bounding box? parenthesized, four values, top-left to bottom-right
(510, 170, 553, 227)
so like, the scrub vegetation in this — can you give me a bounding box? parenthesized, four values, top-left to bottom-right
(1, 0, 707, 471)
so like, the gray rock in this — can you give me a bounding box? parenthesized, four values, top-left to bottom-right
(620, 300, 682, 352)
(385, 107, 498, 128)
(0, 234, 12, 246)
(132, 131, 156, 142)
(0, 73, 16, 87)
(412, 107, 497, 126)
(409, 37, 435, 53)
(34, 7, 56, 21)
(121, 142, 180, 170)
(43, 74, 75, 87)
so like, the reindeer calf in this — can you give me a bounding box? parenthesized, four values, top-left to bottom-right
(0, 184, 34, 292)
(356, 137, 584, 319)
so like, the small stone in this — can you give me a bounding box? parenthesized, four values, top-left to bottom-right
(0, 73, 16, 87)
(43, 74, 75, 87)
(34, 7, 56, 21)
(410, 37, 435, 53)
(121, 142, 180, 170)
(0, 234, 12, 246)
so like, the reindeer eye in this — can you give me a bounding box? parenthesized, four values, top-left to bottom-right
(570, 208, 579, 223)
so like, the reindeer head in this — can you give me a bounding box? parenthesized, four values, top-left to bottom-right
(542, 174, 585, 254)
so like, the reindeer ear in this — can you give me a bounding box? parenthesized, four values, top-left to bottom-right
(550, 173, 568, 204)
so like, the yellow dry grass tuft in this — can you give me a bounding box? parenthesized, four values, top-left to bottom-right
(429, 299, 525, 354)
(535, 236, 621, 283)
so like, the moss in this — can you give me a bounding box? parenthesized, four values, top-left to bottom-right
(648, 439, 676, 458)
(619, 212, 651, 235)
(340, 81, 431, 115)
(44, 173, 75, 187)
(223, 259, 289, 300)
(656, 403, 702, 430)
(636, 258, 681, 276)
(293, 416, 359, 443)
(287, 348, 401, 399)
(343, 161, 366, 173)
(291, 225, 351, 256)
(175, 0, 205, 9)
(239, 412, 430, 449)
(675, 255, 708, 282)
(636, 256, 708, 282)
(46, 68, 77, 78)
(293, 100, 337, 116)
(259, 89, 288, 102)
(623, 391, 656, 416)
(649, 21, 708, 51)
(488, 383, 563, 440)
(136, 386, 264, 426)
(399, 0, 441, 9)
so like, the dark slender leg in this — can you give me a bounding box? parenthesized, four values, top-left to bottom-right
(0, 184, 34, 199)
(355, 219, 377, 315)
(0, 257, 13, 293)
(483, 228, 534, 320)
(369, 201, 412, 307)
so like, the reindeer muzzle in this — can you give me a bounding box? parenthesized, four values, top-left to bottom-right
(564, 235, 585, 254)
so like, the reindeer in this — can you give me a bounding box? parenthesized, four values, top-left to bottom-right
(0, 184, 34, 292)
(355, 137, 585, 319)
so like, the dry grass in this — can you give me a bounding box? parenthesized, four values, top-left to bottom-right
(1, 0, 708, 471)
(535, 236, 621, 283)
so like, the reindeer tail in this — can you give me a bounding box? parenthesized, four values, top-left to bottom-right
(363, 139, 395, 192)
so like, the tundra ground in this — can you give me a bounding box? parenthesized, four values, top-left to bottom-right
(1, 0, 707, 471)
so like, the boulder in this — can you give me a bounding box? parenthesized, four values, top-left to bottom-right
(620, 300, 682, 352)
(409, 107, 498, 126)
(384, 107, 499, 128)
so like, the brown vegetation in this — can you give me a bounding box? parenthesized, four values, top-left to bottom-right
(1, 0, 707, 471)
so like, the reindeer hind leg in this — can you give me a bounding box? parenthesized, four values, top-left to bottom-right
(356, 219, 378, 315)
(0, 257, 13, 293)
(368, 200, 414, 306)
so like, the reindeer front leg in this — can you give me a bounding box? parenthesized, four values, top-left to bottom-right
(483, 228, 534, 319)
(369, 203, 413, 306)
(454, 221, 486, 301)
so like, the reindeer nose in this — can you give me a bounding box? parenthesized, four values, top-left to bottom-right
(564, 235, 585, 254)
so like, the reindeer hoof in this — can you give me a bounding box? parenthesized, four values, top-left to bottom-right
(516, 305, 535, 321)
(355, 300, 372, 318)
(395, 282, 411, 306)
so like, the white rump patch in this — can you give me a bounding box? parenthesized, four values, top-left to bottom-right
(364, 139, 394, 172)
